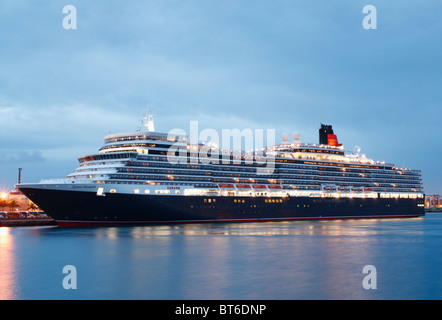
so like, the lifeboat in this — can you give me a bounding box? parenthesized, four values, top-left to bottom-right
(268, 185, 282, 190)
(219, 184, 235, 190)
(323, 185, 337, 192)
(252, 185, 267, 189)
(236, 184, 252, 190)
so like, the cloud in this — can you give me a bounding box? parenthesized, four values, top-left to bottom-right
(0, 150, 45, 165)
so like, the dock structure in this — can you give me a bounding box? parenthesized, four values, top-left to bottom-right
(425, 195, 442, 212)
(0, 218, 56, 227)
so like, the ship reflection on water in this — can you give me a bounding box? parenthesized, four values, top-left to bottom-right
(0, 214, 440, 300)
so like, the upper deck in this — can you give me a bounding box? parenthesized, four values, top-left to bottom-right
(63, 121, 423, 196)
(103, 132, 187, 144)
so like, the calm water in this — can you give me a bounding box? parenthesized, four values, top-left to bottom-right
(1, 213, 441, 300)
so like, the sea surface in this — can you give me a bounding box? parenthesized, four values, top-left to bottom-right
(1, 213, 441, 300)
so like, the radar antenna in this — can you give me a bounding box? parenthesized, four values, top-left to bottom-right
(142, 104, 155, 132)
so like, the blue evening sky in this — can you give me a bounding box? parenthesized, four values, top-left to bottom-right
(0, 0, 441, 194)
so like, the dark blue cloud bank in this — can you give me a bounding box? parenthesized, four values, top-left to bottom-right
(0, 0, 440, 194)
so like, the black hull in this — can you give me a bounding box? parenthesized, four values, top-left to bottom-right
(19, 187, 426, 227)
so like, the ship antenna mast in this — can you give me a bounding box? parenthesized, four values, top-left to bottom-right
(142, 104, 155, 132)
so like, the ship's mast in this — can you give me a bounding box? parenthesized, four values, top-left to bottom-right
(142, 105, 155, 132)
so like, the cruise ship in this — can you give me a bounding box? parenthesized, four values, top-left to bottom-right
(17, 111, 425, 226)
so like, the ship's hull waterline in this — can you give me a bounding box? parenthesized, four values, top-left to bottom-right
(19, 186, 425, 227)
